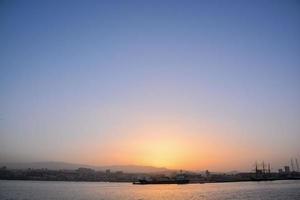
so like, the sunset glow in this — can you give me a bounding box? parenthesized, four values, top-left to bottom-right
(1, 0, 299, 172)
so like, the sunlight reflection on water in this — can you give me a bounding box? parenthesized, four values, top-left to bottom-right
(0, 180, 300, 200)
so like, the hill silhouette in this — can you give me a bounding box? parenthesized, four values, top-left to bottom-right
(0, 162, 171, 173)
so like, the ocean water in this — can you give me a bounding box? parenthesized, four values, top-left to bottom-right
(0, 180, 300, 200)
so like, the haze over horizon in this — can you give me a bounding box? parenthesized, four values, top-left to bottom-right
(1, 0, 300, 172)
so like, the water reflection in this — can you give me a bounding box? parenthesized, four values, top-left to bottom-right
(0, 180, 300, 200)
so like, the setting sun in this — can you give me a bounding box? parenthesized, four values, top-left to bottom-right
(136, 136, 191, 168)
(1, 0, 300, 199)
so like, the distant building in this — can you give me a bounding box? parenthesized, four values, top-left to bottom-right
(205, 170, 210, 177)
(106, 169, 111, 174)
(278, 169, 283, 174)
(77, 168, 94, 173)
(284, 166, 290, 173)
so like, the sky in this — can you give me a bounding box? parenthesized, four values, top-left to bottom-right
(0, 0, 300, 171)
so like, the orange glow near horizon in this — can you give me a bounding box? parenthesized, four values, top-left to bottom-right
(132, 135, 193, 168)
(119, 121, 200, 169)
(67, 119, 259, 171)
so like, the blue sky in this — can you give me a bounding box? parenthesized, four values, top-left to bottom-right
(0, 0, 300, 171)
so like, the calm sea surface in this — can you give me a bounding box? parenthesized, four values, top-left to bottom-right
(0, 180, 300, 200)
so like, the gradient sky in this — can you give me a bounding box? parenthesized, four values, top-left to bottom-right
(0, 0, 300, 171)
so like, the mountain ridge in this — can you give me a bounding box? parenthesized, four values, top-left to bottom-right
(0, 161, 172, 173)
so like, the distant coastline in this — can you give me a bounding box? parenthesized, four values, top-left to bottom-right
(1, 165, 300, 184)
(0, 162, 169, 173)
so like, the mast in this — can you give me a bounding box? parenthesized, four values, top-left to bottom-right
(291, 158, 295, 172)
(255, 161, 258, 174)
(296, 158, 299, 172)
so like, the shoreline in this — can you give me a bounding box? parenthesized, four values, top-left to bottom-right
(1, 178, 300, 185)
